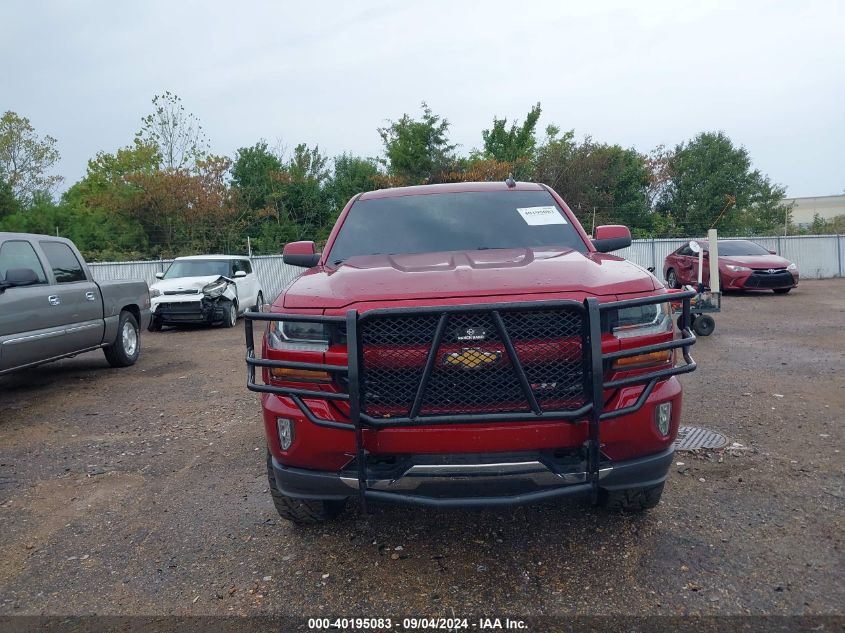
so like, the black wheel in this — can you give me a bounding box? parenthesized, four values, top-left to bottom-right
(773, 288, 791, 295)
(599, 482, 664, 512)
(255, 291, 264, 311)
(692, 314, 715, 336)
(147, 317, 162, 332)
(266, 452, 346, 525)
(222, 300, 237, 328)
(666, 269, 679, 289)
(104, 311, 140, 367)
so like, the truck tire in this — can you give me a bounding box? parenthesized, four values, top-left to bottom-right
(773, 288, 791, 294)
(222, 300, 237, 328)
(104, 311, 140, 368)
(266, 452, 346, 525)
(599, 482, 664, 512)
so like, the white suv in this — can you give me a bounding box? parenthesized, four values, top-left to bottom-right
(147, 255, 263, 331)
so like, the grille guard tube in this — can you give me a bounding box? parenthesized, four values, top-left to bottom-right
(245, 291, 697, 507)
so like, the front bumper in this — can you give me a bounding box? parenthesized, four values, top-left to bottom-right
(247, 293, 697, 508)
(269, 446, 675, 507)
(151, 297, 227, 325)
(723, 269, 798, 290)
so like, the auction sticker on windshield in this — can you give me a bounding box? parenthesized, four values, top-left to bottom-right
(516, 206, 567, 225)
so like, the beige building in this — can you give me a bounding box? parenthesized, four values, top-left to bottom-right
(784, 194, 845, 228)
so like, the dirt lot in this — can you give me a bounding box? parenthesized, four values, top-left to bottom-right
(1, 280, 843, 622)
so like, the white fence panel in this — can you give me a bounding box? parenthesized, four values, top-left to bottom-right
(251, 255, 302, 303)
(776, 235, 840, 279)
(88, 259, 172, 287)
(88, 256, 302, 303)
(87, 235, 843, 296)
(616, 235, 843, 280)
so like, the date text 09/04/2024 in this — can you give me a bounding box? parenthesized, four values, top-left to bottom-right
(307, 617, 528, 630)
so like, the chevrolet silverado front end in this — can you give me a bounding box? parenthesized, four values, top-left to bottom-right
(245, 182, 697, 523)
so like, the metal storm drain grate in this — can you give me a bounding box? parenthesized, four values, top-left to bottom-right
(675, 426, 728, 451)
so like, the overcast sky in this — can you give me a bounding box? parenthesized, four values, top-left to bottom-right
(3, 0, 843, 198)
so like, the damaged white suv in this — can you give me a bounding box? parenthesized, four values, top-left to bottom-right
(147, 255, 263, 331)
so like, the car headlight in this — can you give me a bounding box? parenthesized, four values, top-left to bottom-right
(268, 320, 330, 351)
(202, 280, 229, 298)
(787, 262, 798, 271)
(149, 288, 162, 298)
(725, 265, 751, 272)
(610, 302, 672, 339)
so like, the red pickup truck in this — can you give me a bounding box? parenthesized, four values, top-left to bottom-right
(246, 182, 696, 524)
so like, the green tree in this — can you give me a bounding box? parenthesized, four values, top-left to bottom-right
(534, 128, 651, 234)
(231, 141, 285, 213)
(283, 143, 332, 240)
(378, 102, 456, 184)
(0, 176, 22, 219)
(326, 153, 380, 209)
(481, 102, 541, 179)
(0, 111, 62, 202)
(136, 92, 209, 172)
(657, 132, 786, 236)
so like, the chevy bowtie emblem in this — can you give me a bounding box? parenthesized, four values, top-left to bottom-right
(443, 348, 502, 369)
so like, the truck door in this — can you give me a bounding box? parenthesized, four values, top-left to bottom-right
(0, 239, 63, 372)
(38, 241, 104, 355)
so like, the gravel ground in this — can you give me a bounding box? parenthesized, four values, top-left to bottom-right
(0, 280, 842, 621)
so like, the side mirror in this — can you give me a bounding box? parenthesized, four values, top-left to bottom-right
(768, 249, 777, 255)
(155, 272, 165, 279)
(233, 270, 247, 278)
(592, 225, 632, 253)
(283, 241, 320, 268)
(4, 267, 40, 287)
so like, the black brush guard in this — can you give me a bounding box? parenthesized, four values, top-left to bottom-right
(245, 292, 697, 508)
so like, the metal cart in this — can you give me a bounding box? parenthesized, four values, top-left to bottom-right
(674, 284, 720, 336)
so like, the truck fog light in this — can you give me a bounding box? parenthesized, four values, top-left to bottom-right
(277, 417, 294, 450)
(656, 402, 672, 437)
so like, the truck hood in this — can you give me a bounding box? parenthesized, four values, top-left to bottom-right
(281, 248, 658, 310)
(150, 275, 229, 294)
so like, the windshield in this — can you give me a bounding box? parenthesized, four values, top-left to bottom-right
(716, 240, 771, 256)
(326, 190, 587, 264)
(164, 259, 231, 279)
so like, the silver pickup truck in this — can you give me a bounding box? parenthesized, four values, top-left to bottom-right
(0, 232, 151, 375)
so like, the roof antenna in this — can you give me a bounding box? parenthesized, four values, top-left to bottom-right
(505, 173, 516, 188)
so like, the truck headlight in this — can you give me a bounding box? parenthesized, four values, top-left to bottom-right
(725, 264, 751, 272)
(611, 302, 672, 339)
(202, 280, 229, 298)
(787, 262, 797, 271)
(149, 288, 162, 298)
(268, 320, 330, 352)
